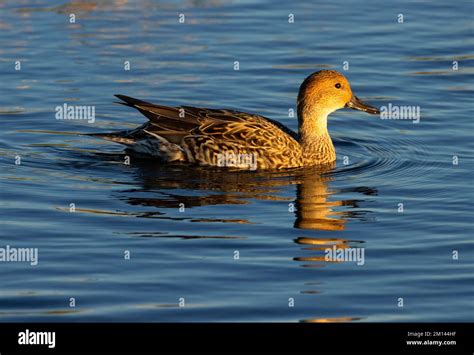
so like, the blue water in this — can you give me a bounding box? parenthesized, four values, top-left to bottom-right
(0, 0, 473, 322)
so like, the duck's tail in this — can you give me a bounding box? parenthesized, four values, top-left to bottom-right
(86, 95, 192, 161)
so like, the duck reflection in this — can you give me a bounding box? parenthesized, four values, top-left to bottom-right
(112, 157, 376, 232)
(112, 158, 374, 281)
(293, 164, 346, 231)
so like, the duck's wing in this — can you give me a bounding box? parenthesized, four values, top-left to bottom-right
(114, 95, 299, 150)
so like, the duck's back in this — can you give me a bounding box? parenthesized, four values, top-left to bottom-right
(100, 95, 303, 169)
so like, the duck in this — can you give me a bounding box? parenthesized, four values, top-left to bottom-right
(90, 70, 379, 169)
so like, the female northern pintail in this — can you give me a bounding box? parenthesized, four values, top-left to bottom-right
(90, 70, 379, 169)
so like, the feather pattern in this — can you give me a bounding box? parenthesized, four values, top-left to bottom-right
(89, 94, 335, 169)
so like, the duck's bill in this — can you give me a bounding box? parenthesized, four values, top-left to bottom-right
(346, 96, 380, 115)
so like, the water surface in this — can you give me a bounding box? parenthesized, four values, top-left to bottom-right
(0, 0, 473, 322)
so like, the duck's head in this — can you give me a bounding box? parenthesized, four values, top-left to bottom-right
(297, 70, 380, 118)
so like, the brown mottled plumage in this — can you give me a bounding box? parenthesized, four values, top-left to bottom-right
(89, 70, 379, 169)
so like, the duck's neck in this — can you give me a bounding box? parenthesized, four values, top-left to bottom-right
(298, 106, 335, 163)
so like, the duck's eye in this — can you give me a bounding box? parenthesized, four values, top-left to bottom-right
(335, 83, 342, 89)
